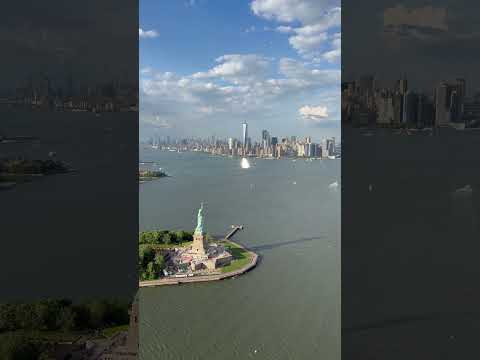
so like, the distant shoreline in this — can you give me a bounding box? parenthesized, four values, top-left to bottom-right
(141, 147, 340, 160)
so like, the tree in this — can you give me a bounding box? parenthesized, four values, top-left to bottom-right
(139, 245, 155, 268)
(0, 334, 40, 360)
(71, 304, 91, 330)
(0, 304, 17, 331)
(154, 253, 165, 271)
(139, 232, 156, 244)
(56, 307, 76, 332)
(163, 233, 171, 245)
(102, 301, 129, 326)
(86, 300, 107, 329)
(145, 262, 161, 280)
(35, 299, 63, 331)
(176, 230, 193, 242)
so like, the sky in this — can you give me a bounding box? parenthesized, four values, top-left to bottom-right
(139, 0, 341, 142)
(0, 0, 137, 92)
(343, 0, 480, 95)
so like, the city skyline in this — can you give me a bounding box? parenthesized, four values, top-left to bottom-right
(343, 1, 480, 93)
(343, 74, 480, 129)
(144, 120, 340, 160)
(140, 0, 341, 141)
(144, 121, 338, 146)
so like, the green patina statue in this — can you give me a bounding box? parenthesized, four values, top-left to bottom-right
(195, 202, 205, 234)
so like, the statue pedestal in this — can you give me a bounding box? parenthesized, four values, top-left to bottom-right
(192, 231, 207, 255)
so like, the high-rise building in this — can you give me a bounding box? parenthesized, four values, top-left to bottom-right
(435, 79, 466, 126)
(242, 121, 248, 154)
(297, 143, 305, 157)
(417, 94, 430, 127)
(261, 129, 270, 150)
(404, 91, 418, 127)
(359, 75, 374, 96)
(228, 137, 233, 150)
(376, 92, 394, 125)
(399, 75, 408, 95)
(435, 82, 450, 126)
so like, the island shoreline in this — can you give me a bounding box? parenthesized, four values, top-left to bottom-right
(139, 239, 258, 287)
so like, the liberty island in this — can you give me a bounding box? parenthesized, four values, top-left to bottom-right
(139, 203, 258, 287)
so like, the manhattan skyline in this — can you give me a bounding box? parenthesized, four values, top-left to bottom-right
(140, 0, 341, 141)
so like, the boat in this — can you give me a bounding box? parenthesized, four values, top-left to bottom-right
(241, 157, 250, 169)
(454, 185, 473, 194)
(328, 181, 339, 190)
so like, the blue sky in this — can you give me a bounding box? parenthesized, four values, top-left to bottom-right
(140, 0, 340, 142)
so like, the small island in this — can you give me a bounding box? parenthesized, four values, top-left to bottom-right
(0, 157, 72, 189)
(138, 169, 168, 183)
(139, 203, 258, 287)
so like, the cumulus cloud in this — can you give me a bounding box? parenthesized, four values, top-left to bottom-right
(278, 58, 340, 84)
(276, 25, 294, 34)
(321, 32, 340, 62)
(192, 54, 271, 83)
(251, 0, 341, 61)
(382, 5, 453, 43)
(139, 28, 159, 38)
(140, 67, 153, 75)
(384, 5, 448, 31)
(142, 114, 174, 129)
(299, 105, 329, 124)
(141, 55, 339, 123)
(251, 0, 339, 25)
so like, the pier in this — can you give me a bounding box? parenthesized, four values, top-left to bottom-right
(225, 225, 244, 240)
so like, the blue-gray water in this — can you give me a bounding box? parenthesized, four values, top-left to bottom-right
(139, 148, 340, 360)
(0, 111, 137, 300)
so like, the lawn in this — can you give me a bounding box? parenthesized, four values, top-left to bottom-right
(219, 240, 254, 274)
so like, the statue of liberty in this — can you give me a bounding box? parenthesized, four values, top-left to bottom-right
(194, 202, 205, 235)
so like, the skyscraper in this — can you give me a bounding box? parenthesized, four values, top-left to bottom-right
(435, 82, 450, 126)
(261, 129, 270, 150)
(242, 122, 248, 147)
(404, 91, 418, 127)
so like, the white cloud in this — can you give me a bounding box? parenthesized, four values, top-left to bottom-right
(140, 67, 153, 75)
(299, 105, 329, 124)
(139, 28, 159, 38)
(289, 31, 328, 55)
(141, 54, 339, 123)
(251, 0, 339, 25)
(251, 1, 341, 61)
(245, 26, 256, 33)
(278, 58, 340, 84)
(142, 114, 174, 129)
(384, 5, 448, 31)
(321, 32, 340, 63)
(276, 26, 294, 34)
(192, 54, 271, 84)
